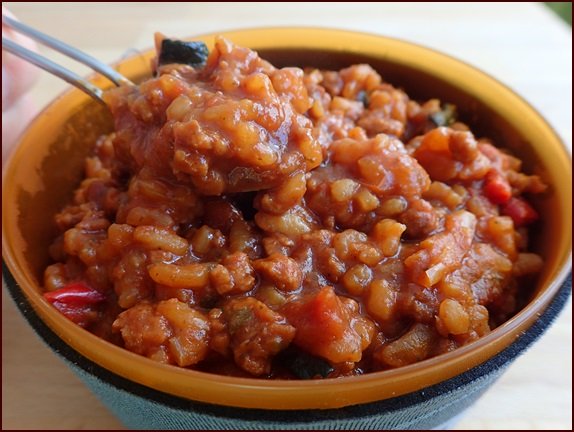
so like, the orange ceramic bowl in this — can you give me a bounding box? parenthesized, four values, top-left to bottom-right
(2, 28, 572, 429)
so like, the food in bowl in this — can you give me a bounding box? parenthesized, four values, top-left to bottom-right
(41, 35, 547, 379)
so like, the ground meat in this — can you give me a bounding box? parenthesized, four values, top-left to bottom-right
(223, 297, 295, 375)
(374, 323, 438, 368)
(112, 299, 210, 367)
(412, 127, 490, 182)
(253, 254, 303, 292)
(43, 36, 547, 379)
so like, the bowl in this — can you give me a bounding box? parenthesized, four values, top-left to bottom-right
(2, 28, 572, 430)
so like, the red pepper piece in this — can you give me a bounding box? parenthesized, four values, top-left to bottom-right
(502, 197, 539, 227)
(483, 170, 512, 205)
(44, 282, 106, 327)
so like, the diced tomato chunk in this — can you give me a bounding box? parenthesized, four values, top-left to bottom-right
(44, 282, 106, 327)
(284, 286, 347, 344)
(282, 287, 374, 364)
(501, 197, 538, 227)
(483, 170, 512, 205)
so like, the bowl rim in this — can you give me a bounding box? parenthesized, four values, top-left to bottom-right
(2, 27, 572, 410)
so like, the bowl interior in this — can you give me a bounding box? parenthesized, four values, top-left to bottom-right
(2, 28, 572, 409)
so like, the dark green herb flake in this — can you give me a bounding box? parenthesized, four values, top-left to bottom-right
(282, 349, 334, 379)
(159, 39, 209, 68)
(430, 103, 457, 126)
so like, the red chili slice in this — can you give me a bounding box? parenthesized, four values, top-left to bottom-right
(483, 170, 512, 205)
(44, 282, 106, 327)
(502, 197, 539, 227)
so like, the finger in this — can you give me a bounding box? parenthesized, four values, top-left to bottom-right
(2, 93, 38, 166)
(2, 6, 40, 111)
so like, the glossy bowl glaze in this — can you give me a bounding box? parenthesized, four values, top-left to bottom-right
(2, 28, 571, 429)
